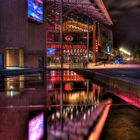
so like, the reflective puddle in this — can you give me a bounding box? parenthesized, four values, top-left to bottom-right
(0, 70, 139, 140)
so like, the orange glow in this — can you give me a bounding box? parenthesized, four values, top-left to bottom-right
(64, 91, 91, 103)
(63, 21, 92, 32)
(96, 40, 98, 52)
(88, 99, 112, 140)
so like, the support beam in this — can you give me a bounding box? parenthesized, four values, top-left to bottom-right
(60, 0, 63, 69)
(87, 18, 90, 63)
(60, 0, 64, 131)
(93, 21, 98, 64)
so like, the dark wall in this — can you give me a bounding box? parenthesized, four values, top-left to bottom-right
(26, 21, 46, 67)
(0, 0, 28, 51)
(27, 0, 46, 68)
(0, 109, 28, 140)
(0, 0, 46, 68)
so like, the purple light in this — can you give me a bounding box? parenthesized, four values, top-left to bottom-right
(28, 112, 44, 140)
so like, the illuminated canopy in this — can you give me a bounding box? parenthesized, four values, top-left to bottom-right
(47, 0, 113, 26)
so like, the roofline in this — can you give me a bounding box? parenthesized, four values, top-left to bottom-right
(94, 0, 113, 25)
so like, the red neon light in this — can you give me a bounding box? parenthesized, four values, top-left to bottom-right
(49, 44, 87, 49)
(64, 83, 74, 91)
(64, 35, 74, 42)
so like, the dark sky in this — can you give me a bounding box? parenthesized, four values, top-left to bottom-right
(103, 0, 140, 49)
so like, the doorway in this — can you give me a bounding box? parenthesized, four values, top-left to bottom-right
(6, 48, 24, 68)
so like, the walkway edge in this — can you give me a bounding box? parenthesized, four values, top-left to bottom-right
(88, 99, 112, 140)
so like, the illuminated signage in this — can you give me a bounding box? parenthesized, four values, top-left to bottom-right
(48, 44, 86, 49)
(64, 82, 74, 91)
(64, 35, 74, 42)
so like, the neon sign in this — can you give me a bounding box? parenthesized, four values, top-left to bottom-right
(48, 44, 86, 49)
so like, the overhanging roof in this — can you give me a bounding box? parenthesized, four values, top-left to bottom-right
(47, 0, 113, 26)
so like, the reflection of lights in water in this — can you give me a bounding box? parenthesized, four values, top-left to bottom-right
(83, 114, 86, 120)
(65, 112, 68, 117)
(51, 71, 56, 76)
(94, 104, 97, 108)
(91, 106, 94, 111)
(81, 107, 83, 111)
(52, 114, 55, 120)
(76, 110, 79, 115)
(7, 91, 20, 97)
(67, 108, 70, 112)
(56, 112, 60, 118)
(66, 91, 90, 103)
(38, 75, 42, 80)
(84, 81, 87, 86)
(10, 91, 13, 96)
(97, 99, 99, 104)
(63, 110, 68, 117)
(70, 114, 73, 120)
(71, 108, 73, 112)
(88, 110, 90, 116)
(48, 84, 53, 90)
(10, 85, 14, 90)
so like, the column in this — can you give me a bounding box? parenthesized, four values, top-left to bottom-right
(87, 18, 90, 63)
(93, 21, 98, 64)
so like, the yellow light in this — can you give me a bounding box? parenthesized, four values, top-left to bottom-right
(119, 48, 131, 55)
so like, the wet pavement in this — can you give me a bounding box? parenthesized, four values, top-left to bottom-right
(0, 70, 139, 140)
(100, 94, 140, 140)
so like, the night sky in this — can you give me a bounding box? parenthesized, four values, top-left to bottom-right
(103, 0, 140, 49)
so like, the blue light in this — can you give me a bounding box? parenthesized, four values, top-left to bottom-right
(28, 0, 43, 22)
(114, 56, 122, 64)
(107, 46, 110, 54)
(47, 48, 56, 55)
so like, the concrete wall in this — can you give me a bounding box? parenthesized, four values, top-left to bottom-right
(0, 0, 28, 51)
(0, 109, 28, 140)
(27, 0, 46, 68)
(0, 0, 46, 68)
(26, 22, 46, 68)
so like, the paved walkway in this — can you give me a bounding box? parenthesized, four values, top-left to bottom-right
(87, 63, 140, 69)
(100, 94, 140, 140)
(47, 63, 140, 69)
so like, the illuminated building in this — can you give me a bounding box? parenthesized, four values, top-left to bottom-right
(0, 0, 112, 69)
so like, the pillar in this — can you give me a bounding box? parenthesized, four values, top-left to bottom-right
(93, 21, 98, 64)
